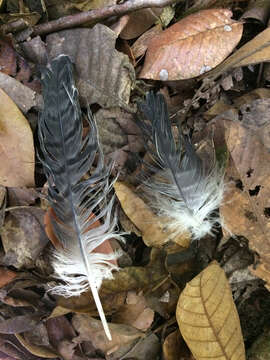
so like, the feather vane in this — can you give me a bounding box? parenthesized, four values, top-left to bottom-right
(137, 92, 224, 241)
(38, 55, 121, 340)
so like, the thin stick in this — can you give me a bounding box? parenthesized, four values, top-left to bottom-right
(33, 0, 179, 36)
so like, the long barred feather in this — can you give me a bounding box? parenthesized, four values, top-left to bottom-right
(137, 92, 224, 241)
(38, 55, 121, 340)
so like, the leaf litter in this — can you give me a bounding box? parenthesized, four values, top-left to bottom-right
(0, 0, 270, 359)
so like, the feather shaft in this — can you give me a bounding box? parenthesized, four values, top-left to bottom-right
(38, 55, 120, 340)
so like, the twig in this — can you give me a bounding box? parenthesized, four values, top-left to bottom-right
(33, 0, 179, 36)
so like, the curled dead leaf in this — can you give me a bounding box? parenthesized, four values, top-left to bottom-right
(140, 8, 243, 80)
(176, 261, 245, 360)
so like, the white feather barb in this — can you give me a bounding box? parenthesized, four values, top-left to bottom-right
(38, 55, 122, 340)
(137, 92, 225, 241)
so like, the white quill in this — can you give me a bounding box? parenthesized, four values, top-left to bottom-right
(38, 55, 122, 340)
(137, 92, 224, 241)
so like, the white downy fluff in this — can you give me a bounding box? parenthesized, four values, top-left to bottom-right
(137, 92, 225, 242)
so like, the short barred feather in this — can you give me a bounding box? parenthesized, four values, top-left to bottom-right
(38, 55, 122, 340)
(137, 92, 224, 241)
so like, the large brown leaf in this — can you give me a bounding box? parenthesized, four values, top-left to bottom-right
(46, 24, 135, 111)
(221, 121, 270, 289)
(176, 261, 245, 360)
(140, 8, 243, 80)
(0, 89, 35, 187)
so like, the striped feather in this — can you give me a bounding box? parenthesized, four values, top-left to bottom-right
(38, 55, 121, 340)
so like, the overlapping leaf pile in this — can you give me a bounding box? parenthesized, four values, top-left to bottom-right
(0, 0, 270, 359)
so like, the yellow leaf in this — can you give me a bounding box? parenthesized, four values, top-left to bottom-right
(114, 181, 190, 248)
(0, 89, 34, 187)
(176, 261, 245, 360)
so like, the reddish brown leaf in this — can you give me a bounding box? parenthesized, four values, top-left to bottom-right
(0, 268, 17, 288)
(140, 8, 243, 80)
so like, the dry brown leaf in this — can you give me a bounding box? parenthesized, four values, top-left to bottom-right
(120, 8, 162, 40)
(0, 89, 35, 187)
(95, 107, 144, 172)
(163, 329, 193, 360)
(241, 0, 270, 24)
(0, 267, 17, 288)
(176, 261, 245, 360)
(1, 208, 49, 269)
(112, 291, 154, 331)
(15, 333, 57, 359)
(72, 314, 143, 354)
(221, 121, 270, 288)
(114, 181, 190, 248)
(131, 24, 163, 60)
(139, 8, 243, 80)
(204, 27, 270, 81)
(46, 24, 135, 110)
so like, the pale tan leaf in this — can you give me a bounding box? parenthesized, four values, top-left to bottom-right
(0, 88, 34, 187)
(139, 8, 243, 80)
(114, 181, 190, 248)
(176, 261, 245, 360)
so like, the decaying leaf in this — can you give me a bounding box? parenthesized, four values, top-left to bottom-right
(162, 329, 192, 360)
(16, 332, 57, 359)
(0, 89, 35, 187)
(72, 314, 143, 354)
(1, 208, 49, 269)
(46, 24, 135, 110)
(140, 8, 243, 80)
(0, 268, 17, 288)
(241, 0, 270, 24)
(221, 121, 270, 288)
(131, 24, 163, 60)
(95, 107, 144, 171)
(112, 291, 154, 331)
(177, 261, 245, 360)
(114, 181, 190, 248)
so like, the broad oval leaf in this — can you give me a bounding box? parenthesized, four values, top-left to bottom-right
(176, 261, 245, 360)
(140, 9, 243, 80)
(0, 88, 35, 187)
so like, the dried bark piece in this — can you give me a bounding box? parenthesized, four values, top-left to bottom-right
(176, 261, 245, 360)
(46, 24, 135, 110)
(140, 8, 243, 80)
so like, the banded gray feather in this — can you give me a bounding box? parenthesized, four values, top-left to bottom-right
(137, 92, 224, 241)
(38, 55, 121, 340)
